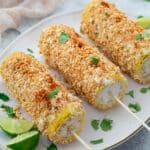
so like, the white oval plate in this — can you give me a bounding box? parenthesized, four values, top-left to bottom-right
(0, 10, 150, 150)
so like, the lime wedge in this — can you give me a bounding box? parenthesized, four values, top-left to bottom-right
(137, 16, 150, 29)
(0, 117, 34, 136)
(6, 131, 39, 150)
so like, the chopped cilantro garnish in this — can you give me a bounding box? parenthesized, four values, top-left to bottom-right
(144, 0, 150, 1)
(90, 57, 100, 65)
(91, 119, 100, 130)
(105, 12, 110, 17)
(140, 86, 150, 93)
(0, 93, 9, 102)
(128, 102, 141, 113)
(48, 88, 59, 99)
(27, 48, 33, 53)
(134, 33, 144, 40)
(126, 90, 134, 98)
(90, 138, 103, 145)
(47, 143, 57, 150)
(100, 118, 113, 131)
(59, 32, 69, 43)
(134, 32, 150, 40)
(137, 15, 144, 19)
(0, 104, 16, 118)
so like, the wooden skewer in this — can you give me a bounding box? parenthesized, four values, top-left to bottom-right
(72, 132, 93, 150)
(112, 95, 150, 131)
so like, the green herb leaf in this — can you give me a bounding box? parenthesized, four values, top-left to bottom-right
(91, 119, 100, 130)
(128, 102, 141, 113)
(144, 0, 150, 2)
(140, 86, 150, 94)
(0, 93, 9, 102)
(126, 90, 134, 98)
(59, 32, 69, 43)
(137, 15, 144, 19)
(0, 104, 16, 118)
(134, 33, 144, 40)
(48, 88, 59, 99)
(27, 48, 33, 53)
(105, 12, 110, 17)
(90, 57, 100, 65)
(47, 143, 57, 150)
(90, 138, 103, 145)
(140, 87, 148, 93)
(100, 118, 113, 131)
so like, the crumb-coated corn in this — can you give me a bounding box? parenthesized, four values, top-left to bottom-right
(39, 24, 128, 109)
(0, 52, 85, 144)
(81, 0, 150, 84)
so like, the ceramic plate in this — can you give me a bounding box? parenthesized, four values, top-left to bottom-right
(0, 8, 150, 150)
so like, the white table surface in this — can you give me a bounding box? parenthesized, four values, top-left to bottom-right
(0, 0, 150, 150)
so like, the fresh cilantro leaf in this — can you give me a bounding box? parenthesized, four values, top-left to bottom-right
(140, 87, 148, 93)
(100, 118, 113, 131)
(59, 32, 69, 43)
(128, 102, 141, 113)
(90, 57, 100, 65)
(126, 90, 134, 98)
(48, 88, 59, 99)
(105, 12, 110, 17)
(90, 138, 103, 145)
(47, 143, 57, 150)
(134, 33, 144, 40)
(0, 104, 16, 118)
(0, 93, 9, 102)
(137, 15, 144, 19)
(91, 119, 100, 130)
(27, 48, 33, 53)
(140, 86, 150, 94)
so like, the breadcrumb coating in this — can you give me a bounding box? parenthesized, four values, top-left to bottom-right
(39, 24, 127, 109)
(81, 0, 150, 84)
(0, 52, 85, 144)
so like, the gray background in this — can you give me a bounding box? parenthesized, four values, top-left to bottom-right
(0, 0, 150, 149)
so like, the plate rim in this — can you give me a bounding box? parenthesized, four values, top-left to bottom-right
(0, 10, 149, 150)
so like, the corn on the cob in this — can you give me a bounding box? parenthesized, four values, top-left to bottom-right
(39, 24, 128, 109)
(81, 0, 150, 84)
(0, 52, 85, 144)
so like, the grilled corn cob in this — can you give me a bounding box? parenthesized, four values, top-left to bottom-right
(39, 24, 127, 109)
(0, 52, 85, 144)
(81, 0, 150, 84)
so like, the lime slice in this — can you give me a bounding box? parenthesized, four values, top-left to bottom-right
(137, 16, 150, 29)
(0, 117, 34, 136)
(6, 131, 39, 150)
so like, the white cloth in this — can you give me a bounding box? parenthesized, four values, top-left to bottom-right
(0, 0, 60, 34)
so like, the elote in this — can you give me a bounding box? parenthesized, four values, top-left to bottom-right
(39, 24, 128, 109)
(0, 52, 85, 144)
(81, 0, 150, 84)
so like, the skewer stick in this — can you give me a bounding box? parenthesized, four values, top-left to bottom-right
(112, 95, 150, 131)
(72, 132, 93, 150)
